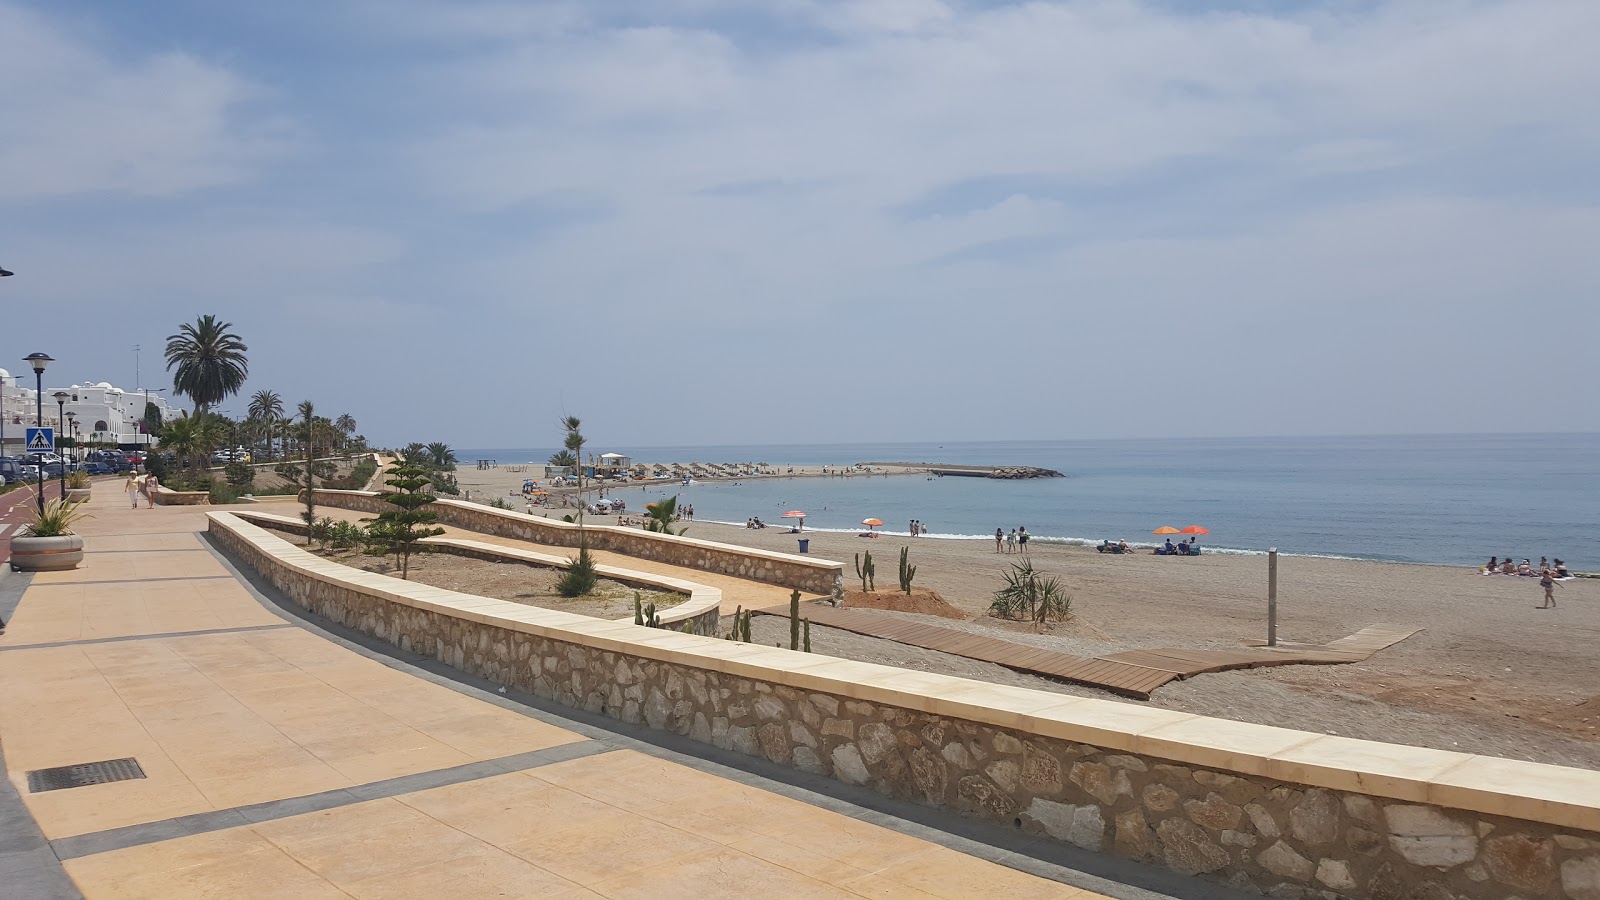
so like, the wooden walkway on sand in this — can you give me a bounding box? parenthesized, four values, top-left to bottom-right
(756, 604, 1419, 699)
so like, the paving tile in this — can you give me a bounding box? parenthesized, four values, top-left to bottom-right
(584, 848, 856, 899)
(254, 799, 490, 885)
(858, 846, 1084, 899)
(502, 809, 720, 886)
(340, 843, 586, 899)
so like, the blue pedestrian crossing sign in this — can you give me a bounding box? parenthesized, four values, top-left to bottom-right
(26, 427, 54, 452)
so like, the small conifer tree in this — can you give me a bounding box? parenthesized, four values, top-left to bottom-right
(370, 460, 445, 579)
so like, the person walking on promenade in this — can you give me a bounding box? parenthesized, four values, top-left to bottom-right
(144, 472, 159, 508)
(125, 470, 141, 509)
(995, 528, 1003, 552)
(1538, 567, 1562, 609)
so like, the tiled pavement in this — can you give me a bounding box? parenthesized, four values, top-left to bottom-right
(0, 495, 1223, 899)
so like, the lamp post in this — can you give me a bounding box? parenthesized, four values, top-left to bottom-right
(24, 353, 54, 514)
(54, 391, 70, 502)
(65, 411, 77, 463)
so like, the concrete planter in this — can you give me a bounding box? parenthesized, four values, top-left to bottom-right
(9, 534, 85, 571)
(65, 487, 92, 504)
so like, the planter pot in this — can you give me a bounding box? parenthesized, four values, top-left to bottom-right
(65, 487, 92, 504)
(9, 534, 85, 571)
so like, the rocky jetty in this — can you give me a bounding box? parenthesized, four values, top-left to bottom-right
(985, 466, 1064, 479)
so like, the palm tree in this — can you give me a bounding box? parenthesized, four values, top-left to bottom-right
(548, 450, 576, 467)
(165, 315, 249, 413)
(334, 413, 356, 437)
(248, 390, 283, 459)
(425, 442, 456, 471)
(402, 442, 427, 465)
(159, 415, 200, 474)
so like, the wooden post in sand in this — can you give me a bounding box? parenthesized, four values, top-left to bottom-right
(1267, 548, 1278, 647)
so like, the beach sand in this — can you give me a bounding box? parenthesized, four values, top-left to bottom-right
(447, 466, 1600, 768)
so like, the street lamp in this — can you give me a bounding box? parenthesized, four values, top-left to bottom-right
(54, 391, 70, 502)
(24, 353, 54, 514)
(65, 411, 77, 463)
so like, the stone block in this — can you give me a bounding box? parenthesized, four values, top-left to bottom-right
(1481, 834, 1554, 894)
(1022, 746, 1063, 793)
(1070, 761, 1118, 805)
(757, 723, 792, 764)
(1144, 783, 1181, 813)
(1157, 818, 1231, 875)
(985, 760, 1019, 794)
(753, 694, 786, 721)
(1314, 858, 1355, 892)
(820, 717, 854, 739)
(909, 746, 947, 803)
(1025, 798, 1104, 851)
(993, 732, 1023, 755)
(942, 742, 976, 769)
(1343, 795, 1381, 827)
(1186, 793, 1243, 831)
(1104, 754, 1148, 772)
(1116, 808, 1151, 859)
(832, 744, 870, 785)
(1290, 789, 1340, 846)
(958, 775, 1019, 820)
(1385, 805, 1477, 869)
(1222, 830, 1258, 849)
(858, 722, 897, 765)
(1564, 855, 1600, 900)
(793, 745, 826, 775)
(690, 713, 712, 744)
(789, 721, 818, 748)
(1257, 841, 1315, 881)
(1348, 826, 1384, 856)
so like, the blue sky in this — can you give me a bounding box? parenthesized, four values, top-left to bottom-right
(2, 0, 1596, 449)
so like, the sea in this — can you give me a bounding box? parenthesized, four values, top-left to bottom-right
(458, 433, 1598, 568)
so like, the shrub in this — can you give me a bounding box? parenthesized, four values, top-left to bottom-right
(556, 544, 598, 597)
(225, 459, 255, 490)
(989, 560, 1072, 624)
(23, 497, 93, 537)
(66, 469, 91, 489)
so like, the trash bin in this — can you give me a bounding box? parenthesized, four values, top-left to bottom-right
(797, 538, 810, 554)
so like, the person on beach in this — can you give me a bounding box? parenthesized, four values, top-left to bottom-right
(1538, 567, 1561, 608)
(125, 470, 141, 509)
(921, 522, 929, 536)
(995, 528, 1003, 552)
(909, 519, 916, 537)
(1555, 559, 1570, 578)
(1006, 529, 1016, 553)
(1485, 556, 1498, 572)
(1018, 526, 1029, 553)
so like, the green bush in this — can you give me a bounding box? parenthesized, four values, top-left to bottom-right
(556, 545, 598, 597)
(225, 459, 255, 489)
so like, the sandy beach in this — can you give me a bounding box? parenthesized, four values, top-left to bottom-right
(447, 465, 1600, 769)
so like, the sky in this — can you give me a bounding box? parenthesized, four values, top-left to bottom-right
(1, 0, 1597, 450)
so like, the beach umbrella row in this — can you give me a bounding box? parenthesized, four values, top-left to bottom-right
(1153, 525, 1209, 535)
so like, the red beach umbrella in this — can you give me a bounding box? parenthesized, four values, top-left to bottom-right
(781, 510, 807, 519)
(1179, 525, 1210, 535)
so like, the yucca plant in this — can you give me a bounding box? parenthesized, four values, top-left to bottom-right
(24, 497, 93, 537)
(66, 469, 91, 489)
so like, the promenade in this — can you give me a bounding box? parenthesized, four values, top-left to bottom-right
(0, 496, 1201, 899)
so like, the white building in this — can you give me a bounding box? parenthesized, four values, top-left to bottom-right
(0, 370, 183, 453)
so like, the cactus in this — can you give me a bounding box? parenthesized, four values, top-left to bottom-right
(741, 609, 753, 642)
(898, 546, 917, 594)
(681, 621, 693, 634)
(633, 592, 644, 626)
(854, 550, 876, 592)
(642, 602, 659, 628)
(789, 588, 801, 650)
(803, 618, 811, 653)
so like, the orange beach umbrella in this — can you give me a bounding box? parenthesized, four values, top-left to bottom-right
(1152, 526, 1181, 535)
(781, 510, 807, 518)
(1179, 525, 1210, 535)
(861, 518, 883, 527)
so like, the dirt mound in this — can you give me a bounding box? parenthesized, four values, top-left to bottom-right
(843, 589, 967, 620)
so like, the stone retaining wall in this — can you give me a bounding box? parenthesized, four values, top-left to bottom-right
(227, 510, 724, 637)
(209, 512, 1600, 900)
(309, 489, 843, 596)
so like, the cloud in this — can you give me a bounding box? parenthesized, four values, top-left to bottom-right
(0, 2, 296, 199)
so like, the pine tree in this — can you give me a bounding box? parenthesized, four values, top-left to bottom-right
(369, 461, 445, 578)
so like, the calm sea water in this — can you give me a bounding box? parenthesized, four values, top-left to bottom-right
(458, 434, 1598, 567)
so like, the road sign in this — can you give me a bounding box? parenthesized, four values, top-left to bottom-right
(25, 427, 54, 452)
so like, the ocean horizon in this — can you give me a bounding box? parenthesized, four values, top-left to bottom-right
(457, 433, 1598, 568)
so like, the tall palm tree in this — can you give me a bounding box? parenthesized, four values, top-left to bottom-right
(165, 315, 249, 413)
(248, 389, 283, 459)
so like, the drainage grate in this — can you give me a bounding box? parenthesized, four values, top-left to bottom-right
(27, 758, 146, 793)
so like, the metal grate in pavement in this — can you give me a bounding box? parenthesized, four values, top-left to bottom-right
(27, 757, 146, 793)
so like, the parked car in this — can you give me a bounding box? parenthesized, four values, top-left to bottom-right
(83, 462, 111, 476)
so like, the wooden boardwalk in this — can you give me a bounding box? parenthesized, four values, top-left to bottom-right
(757, 604, 1419, 699)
